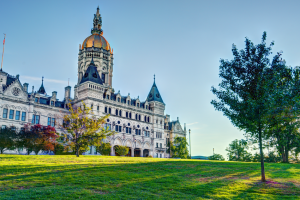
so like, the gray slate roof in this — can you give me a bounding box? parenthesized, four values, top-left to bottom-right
(146, 81, 164, 104)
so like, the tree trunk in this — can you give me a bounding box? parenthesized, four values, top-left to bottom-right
(258, 126, 266, 182)
(284, 148, 289, 163)
(76, 145, 79, 157)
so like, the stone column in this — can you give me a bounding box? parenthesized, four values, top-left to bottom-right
(131, 148, 134, 157)
(111, 145, 114, 156)
(141, 149, 144, 157)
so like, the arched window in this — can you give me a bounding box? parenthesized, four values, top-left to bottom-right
(144, 116, 146, 122)
(129, 112, 132, 119)
(139, 115, 141, 121)
(128, 100, 130, 105)
(107, 95, 110, 99)
(116, 109, 119, 116)
(160, 120, 162, 124)
(146, 105, 148, 109)
(91, 104, 93, 109)
(97, 106, 99, 111)
(105, 107, 107, 113)
(118, 98, 120, 102)
(147, 117, 150, 123)
(137, 103, 139, 107)
(119, 110, 122, 117)
(135, 114, 138, 120)
(109, 108, 111, 114)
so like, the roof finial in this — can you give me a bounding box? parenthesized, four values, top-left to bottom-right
(154, 74, 155, 83)
(42, 76, 44, 85)
(68, 78, 70, 86)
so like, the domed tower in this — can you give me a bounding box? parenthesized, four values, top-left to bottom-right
(77, 7, 113, 88)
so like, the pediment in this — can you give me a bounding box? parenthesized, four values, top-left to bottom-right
(3, 80, 28, 100)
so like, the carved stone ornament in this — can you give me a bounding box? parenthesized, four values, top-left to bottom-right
(12, 87, 21, 96)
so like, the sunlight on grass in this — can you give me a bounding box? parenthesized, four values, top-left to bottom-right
(0, 155, 299, 199)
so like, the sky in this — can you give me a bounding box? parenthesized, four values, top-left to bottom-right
(1, 0, 300, 159)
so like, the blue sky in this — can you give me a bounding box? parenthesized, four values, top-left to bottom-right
(1, 0, 300, 159)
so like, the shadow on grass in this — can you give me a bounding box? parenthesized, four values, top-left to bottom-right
(0, 155, 300, 199)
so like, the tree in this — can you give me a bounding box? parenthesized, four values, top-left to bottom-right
(18, 124, 58, 155)
(32, 125, 58, 155)
(226, 139, 252, 162)
(60, 102, 112, 157)
(211, 32, 283, 182)
(115, 145, 129, 156)
(264, 66, 300, 163)
(96, 142, 111, 155)
(170, 136, 189, 159)
(0, 127, 17, 154)
(208, 153, 225, 161)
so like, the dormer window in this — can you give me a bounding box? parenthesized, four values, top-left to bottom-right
(51, 101, 54, 106)
(146, 105, 148, 109)
(137, 103, 139, 107)
(127, 100, 130, 105)
(107, 95, 110, 99)
(118, 98, 120, 102)
(35, 98, 39, 103)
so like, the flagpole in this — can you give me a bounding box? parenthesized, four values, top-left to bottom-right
(1, 34, 6, 71)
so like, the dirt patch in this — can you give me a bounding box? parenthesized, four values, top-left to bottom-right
(91, 189, 108, 194)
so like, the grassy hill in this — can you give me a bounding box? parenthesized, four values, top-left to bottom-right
(0, 155, 299, 199)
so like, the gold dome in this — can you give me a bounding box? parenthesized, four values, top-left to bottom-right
(82, 33, 111, 51)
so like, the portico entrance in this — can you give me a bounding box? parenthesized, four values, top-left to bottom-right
(143, 149, 149, 157)
(134, 149, 141, 157)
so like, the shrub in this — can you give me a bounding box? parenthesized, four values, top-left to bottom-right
(96, 142, 111, 156)
(115, 146, 129, 156)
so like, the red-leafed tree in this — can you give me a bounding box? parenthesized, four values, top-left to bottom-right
(18, 124, 58, 155)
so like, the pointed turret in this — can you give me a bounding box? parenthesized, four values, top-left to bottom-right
(37, 76, 46, 94)
(146, 75, 164, 104)
(80, 55, 103, 85)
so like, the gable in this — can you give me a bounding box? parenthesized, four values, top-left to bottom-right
(3, 80, 28, 100)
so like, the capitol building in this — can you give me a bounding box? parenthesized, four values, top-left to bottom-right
(0, 7, 186, 158)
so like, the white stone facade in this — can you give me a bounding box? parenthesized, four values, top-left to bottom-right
(0, 8, 186, 157)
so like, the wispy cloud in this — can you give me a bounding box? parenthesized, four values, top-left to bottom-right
(187, 122, 199, 126)
(22, 75, 70, 84)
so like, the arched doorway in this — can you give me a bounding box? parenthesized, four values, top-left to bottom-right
(134, 149, 141, 157)
(143, 149, 149, 157)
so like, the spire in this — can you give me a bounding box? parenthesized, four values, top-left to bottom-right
(37, 76, 46, 94)
(146, 76, 164, 104)
(91, 7, 103, 35)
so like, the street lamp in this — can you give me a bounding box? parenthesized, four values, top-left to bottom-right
(189, 129, 191, 158)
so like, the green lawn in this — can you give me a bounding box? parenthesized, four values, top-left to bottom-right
(0, 155, 299, 199)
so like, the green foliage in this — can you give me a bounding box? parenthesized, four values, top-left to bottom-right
(211, 32, 285, 181)
(96, 142, 111, 156)
(208, 153, 225, 161)
(61, 102, 113, 157)
(265, 151, 282, 163)
(226, 139, 252, 162)
(170, 136, 189, 159)
(115, 145, 129, 156)
(252, 153, 261, 162)
(0, 127, 17, 154)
